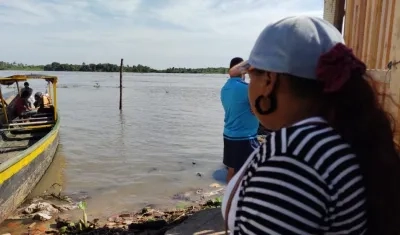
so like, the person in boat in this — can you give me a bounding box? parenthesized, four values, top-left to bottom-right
(21, 82, 34, 108)
(15, 89, 36, 118)
(34, 92, 53, 114)
(33, 92, 41, 108)
(33, 92, 51, 108)
(220, 57, 259, 183)
(221, 16, 400, 235)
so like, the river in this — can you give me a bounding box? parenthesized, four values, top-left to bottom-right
(0, 71, 228, 219)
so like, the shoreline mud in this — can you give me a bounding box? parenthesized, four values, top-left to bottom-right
(52, 199, 222, 235)
(3, 199, 223, 235)
(1, 183, 225, 235)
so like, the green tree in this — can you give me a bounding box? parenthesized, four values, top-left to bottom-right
(1, 61, 229, 74)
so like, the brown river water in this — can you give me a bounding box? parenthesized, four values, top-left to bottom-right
(0, 71, 229, 233)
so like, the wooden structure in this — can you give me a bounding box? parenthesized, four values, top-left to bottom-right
(324, 0, 400, 142)
(323, 0, 345, 32)
(0, 74, 60, 223)
(324, 0, 395, 69)
(343, 0, 395, 69)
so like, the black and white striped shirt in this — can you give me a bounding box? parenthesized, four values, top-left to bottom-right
(234, 117, 367, 234)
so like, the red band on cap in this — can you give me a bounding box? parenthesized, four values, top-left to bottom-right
(316, 43, 366, 93)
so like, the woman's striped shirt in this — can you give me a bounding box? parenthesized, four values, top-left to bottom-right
(230, 116, 367, 234)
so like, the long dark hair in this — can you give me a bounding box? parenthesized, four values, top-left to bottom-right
(287, 65, 400, 234)
(326, 76, 400, 235)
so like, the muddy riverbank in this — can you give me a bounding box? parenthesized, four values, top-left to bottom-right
(50, 199, 222, 235)
(0, 182, 225, 235)
(5, 203, 223, 235)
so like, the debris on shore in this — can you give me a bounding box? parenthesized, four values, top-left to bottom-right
(51, 197, 222, 235)
(4, 177, 226, 234)
(7, 194, 76, 222)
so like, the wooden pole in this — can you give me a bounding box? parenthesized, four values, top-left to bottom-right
(119, 58, 123, 110)
(16, 82, 20, 95)
(323, 0, 345, 32)
(333, 0, 345, 33)
(388, 0, 400, 143)
(0, 87, 8, 124)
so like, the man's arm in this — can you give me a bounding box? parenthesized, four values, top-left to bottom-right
(27, 99, 33, 108)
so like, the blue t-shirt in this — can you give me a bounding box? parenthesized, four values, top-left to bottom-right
(220, 77, 259, 140)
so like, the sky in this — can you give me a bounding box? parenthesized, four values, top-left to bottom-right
(0, 0, 323, 69)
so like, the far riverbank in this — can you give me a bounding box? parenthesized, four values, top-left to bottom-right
(0, 62, 228, 74)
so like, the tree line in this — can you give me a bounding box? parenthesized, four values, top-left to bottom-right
(0, 61, 229, 74)
(0, 61, 44, 71)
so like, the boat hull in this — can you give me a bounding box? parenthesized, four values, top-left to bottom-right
(0, 120, 60, 223)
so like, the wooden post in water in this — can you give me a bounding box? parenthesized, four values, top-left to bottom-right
(119, 58, 123, 110)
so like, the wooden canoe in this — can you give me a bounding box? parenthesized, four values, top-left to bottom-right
(0, 74, 60, 223)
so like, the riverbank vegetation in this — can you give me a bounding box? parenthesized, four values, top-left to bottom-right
(0, 61, 44, 71)
(0, 61, 228, 74)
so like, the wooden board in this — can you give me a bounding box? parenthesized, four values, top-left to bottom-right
(0, 131, 48, 164)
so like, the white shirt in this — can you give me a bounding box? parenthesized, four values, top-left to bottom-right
(221, 146, 259, 234)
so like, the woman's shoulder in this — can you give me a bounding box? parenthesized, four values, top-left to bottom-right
(255, 124, 359, 187)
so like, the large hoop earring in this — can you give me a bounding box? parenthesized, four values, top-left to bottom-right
(255, 94, 277, 115)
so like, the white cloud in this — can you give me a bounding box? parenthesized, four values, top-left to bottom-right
(0, 0, 323, 69)
(0, 0, 98, 25)
(95, 0, 141, 16)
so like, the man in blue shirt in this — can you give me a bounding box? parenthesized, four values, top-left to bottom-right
(221, 57, 259, 182)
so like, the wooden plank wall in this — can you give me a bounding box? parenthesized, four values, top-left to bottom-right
(343, 0, 396, 70)
(341, 0, 400, 142)
(386, 0, 400, 143)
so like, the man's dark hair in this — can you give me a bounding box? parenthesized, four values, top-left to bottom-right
(230, 57, 244, 69)
(24, 82, 29, 87)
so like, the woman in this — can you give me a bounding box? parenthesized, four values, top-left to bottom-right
(221, 16, 400, 234)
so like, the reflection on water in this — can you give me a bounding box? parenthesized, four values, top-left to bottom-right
(0, 71, 228, 220)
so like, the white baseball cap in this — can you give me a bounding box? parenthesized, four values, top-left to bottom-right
(232, 16, 345, 80)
